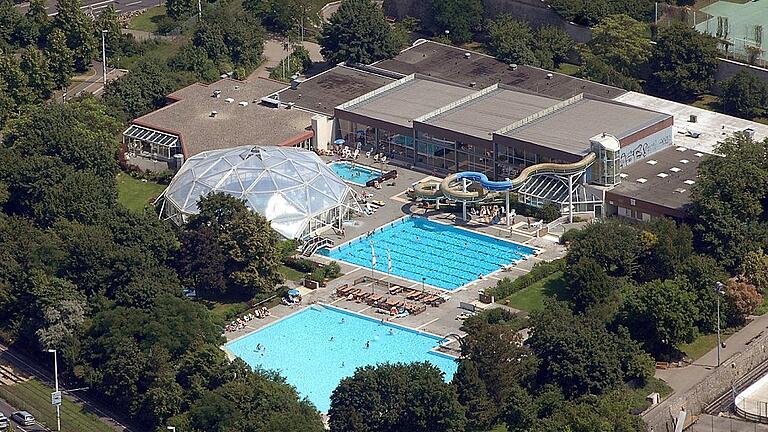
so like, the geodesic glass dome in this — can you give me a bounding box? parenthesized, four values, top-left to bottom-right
(161, 145, 359, 239)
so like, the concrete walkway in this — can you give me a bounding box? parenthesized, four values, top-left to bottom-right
(251, 38, 325, 80)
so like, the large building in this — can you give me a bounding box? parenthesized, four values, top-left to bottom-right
(130, 39, 768, 222)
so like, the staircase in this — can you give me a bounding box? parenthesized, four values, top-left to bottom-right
(301, 236, 334, 257)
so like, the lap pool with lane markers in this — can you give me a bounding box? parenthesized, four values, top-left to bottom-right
(319, 216, 536, 290)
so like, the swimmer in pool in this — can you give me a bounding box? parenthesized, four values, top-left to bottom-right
(330, 336, 335, 341)
(340, 318, 346, 324)
(365, 341, 370, 349)
(388, 329, 395, 335)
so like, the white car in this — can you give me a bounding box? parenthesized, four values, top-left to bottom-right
(11, 411, 35, 426)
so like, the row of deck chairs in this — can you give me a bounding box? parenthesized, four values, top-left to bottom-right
(336, 286, 427, 315)
(388, 286, 447, 307)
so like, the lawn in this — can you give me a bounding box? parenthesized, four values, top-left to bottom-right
(626, 377, 673, 414)
(279, 264, 305, 282)
(502, 271, 566, 312)
(127, 6, 167, 33)
(680, 330, 734, 361)
(0, 379, 112, 432)
(555, 63, 580, 76)
(755, 297, 768, 316)
(118, 37, 186, 70)
(209, 300, 250, 321)
(116, 173, 166, 212)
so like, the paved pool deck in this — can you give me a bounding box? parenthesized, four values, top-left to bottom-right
(224, 157, 566, 346)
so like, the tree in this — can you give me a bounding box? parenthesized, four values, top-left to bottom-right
(588, 14, 650, 79)
(35, 299, 86, 350)
(619, 278, 698, 355)
(178, 226, 227, 299)
(578, 46, 642, 91)
(0, 77, 15, 129)
(719, 70, 768, 119)
(678, 254, 729, 332)
(500, 384, 536, 432)
(649, 23, 719, 100)
(566, 219, 643, 277)
(166, 0, 194, 19)
(0, 53, 34, 107)
(725, 276, 762, 325)
(24, 0, 49, 45)
(103, 59, 176, 119)
(46, 28, 75, 89)
(528, 301, 625, 397)
(53, 0, 97, 71)
(318, 0, 402, 65)
(532, 26, 574, 70)
(689, 133, 768, 270)
(430, 0, 483, 44)
(20, 48, 54, 101)
(329, 362, 466, 432)
(453, 360, 497, 431)
(637, 218, 693, 282)
(95, 5, 122, 59)
(487, 16, 535, 65)
(740, 250, 768, 294)
(564, 258, 612, 312)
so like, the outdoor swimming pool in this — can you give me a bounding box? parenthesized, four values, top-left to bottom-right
(319, 216, 536, 290)
(225, 305, 457, 412)
(328, 161, 382, 186)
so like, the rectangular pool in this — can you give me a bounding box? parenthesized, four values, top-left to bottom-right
(328, 161, 382, 186)
(319, 216, 536, 290)
(225, 305, 456, 412)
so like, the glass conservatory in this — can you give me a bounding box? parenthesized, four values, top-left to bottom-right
(160, 145, 361, 239)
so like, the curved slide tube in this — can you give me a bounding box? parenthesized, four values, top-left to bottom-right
(437, 152, 596, 202)
(411, 181, 442, 199)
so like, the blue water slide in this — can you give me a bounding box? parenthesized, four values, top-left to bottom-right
(456, 172, 514, 191)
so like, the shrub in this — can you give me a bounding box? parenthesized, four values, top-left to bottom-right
(284, 257, 318, 273)
(486, 259, 565, 299)
(324, 261, 341, 279)
(308, 268, 325, 283)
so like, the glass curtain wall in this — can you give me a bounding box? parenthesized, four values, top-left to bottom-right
(415, 132, 456, 173)
(379, 128, 415, 162)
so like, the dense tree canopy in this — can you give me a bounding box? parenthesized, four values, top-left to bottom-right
(649, 23, 719, 100)
(319, 0, 403, 65)
(431, 0, 484, 44)
(329, 362, 466, 432)
(719, 70, 768, 119)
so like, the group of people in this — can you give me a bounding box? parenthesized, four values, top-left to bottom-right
(224, 307, 271, 332)
(282, 294, 302, 306)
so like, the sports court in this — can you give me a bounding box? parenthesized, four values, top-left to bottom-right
(694, 0, 768, 64)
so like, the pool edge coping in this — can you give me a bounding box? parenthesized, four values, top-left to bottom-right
(328, 161, 384, 187)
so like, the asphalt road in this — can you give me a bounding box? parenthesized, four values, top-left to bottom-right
(16, 0, 162, 16)
(0, 398, 48, 432)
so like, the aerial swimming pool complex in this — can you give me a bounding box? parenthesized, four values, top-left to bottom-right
(225, 305, 457, 412)
(319, 216, 536, 290)
(328, 161, 382, 186)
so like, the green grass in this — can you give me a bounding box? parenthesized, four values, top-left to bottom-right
(116, 173, 165, 212)
(279, 265, 304, 282)
(626, 377, 673, 414)
(209, 300, 249, 321)
(502, 271, 566, 312)
(755, 297, 768, 316)
(127, 6, 167, 32)
(680, 330, 734, 361)
(118, 37, 186, 70)
(555, 63, 580, 76)
(0, 379, 112, 432)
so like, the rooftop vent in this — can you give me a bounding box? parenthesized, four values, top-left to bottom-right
(695, 152, 704, 157)
(684, 180, 696, 185)
(234, 85, 240, 90)
(260, 96, 280, 108)
(464, 52, 471, 59)
(680, 159, 690, 164)
(546, 73, 554, 80)
(646, 160, 658, 165)
(212, 89, 221, 98)
(469, 81, 476, 87)
(670, 167, 682, 172)
(509, 63, 517, 70)
(225, 98, 234, 104)
(636, 178, 648, 183)
(657, 173, 668, 178)
(689, 114, 697, 123)
(210, 111, 218, 118)
(287, 102, 295, 109)
(676, 146, 688, 152)
(744, 128, 756, 139)
(619, 173, 628, 178)
(674, 188, 687, 193)
(238, 101, 248, 107)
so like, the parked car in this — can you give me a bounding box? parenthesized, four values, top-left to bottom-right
(11, 411, 35, 426)
(0, 413, 9, 430)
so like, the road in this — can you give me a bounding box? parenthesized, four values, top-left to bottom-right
(67, 61, 127, 99)
(0, 398, 48, 432)
(16, 0, 162, 16)
(0, 344, 134, 432)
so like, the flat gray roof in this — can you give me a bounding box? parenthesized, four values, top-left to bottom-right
(341, 77, 475, 128)
(425, 87, 559, 139)
(504, 98, 670, 156)
(134, 78, 313, 157)
(274, 66, 394, 116)
(374, 40, 626, 100)
(608, 146, 707, 210)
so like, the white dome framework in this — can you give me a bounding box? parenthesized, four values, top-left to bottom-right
(160, 145, 362, 239)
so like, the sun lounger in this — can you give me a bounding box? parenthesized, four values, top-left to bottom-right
(388, 286, 403, 295)
(367, 294, 383, 305)
(337, 286, 353, 296)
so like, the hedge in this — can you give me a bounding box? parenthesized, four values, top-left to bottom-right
(486, 258, 566, 299)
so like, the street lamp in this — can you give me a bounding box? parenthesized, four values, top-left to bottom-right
(422, 276, 426, 294)
(101, 30, 108, 85)
(715, 281, 725, 367)
(48, 349, 61, 432)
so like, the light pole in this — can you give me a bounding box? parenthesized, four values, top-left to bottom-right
(422, 277, 426, 294)
(48, 349, 61, 432)
(101, 30, 108, 85)
(715, 281, 725, 367)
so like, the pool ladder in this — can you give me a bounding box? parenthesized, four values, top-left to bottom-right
(302, 236, 334, 257)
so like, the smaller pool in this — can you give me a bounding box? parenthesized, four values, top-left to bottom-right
(329, 162, 382, 186)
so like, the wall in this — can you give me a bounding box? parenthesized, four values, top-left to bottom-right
(311, 114, 334, 151)
(382, 0, 592, 43)
(618, 127, 674, 168)
(713, 59, 768, 95)
(643, 332, 768, 432)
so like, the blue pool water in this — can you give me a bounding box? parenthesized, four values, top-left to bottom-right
(329, 162, 382, 186)
(319, 216, 536, 290)
(225, 305, 457, 412)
